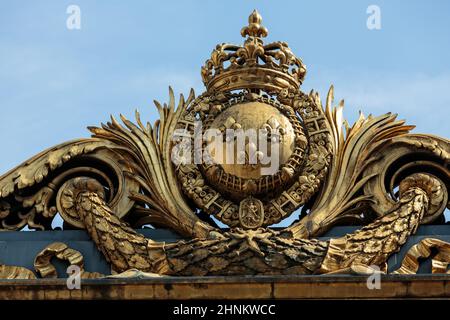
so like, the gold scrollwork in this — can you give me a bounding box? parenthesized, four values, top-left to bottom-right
(0, 10, 448, 279)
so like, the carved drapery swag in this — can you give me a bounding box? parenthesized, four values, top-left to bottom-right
(0, 10, 449, 278)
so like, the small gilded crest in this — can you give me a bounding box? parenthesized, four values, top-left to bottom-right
(239, 197, 264, 229)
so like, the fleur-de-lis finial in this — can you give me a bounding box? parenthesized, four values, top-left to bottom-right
(240, 9, 268, 38)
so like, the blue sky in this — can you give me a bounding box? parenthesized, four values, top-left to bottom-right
(0, 1, 449, 227)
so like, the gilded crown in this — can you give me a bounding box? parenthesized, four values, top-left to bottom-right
(201, 10, 307, 94)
